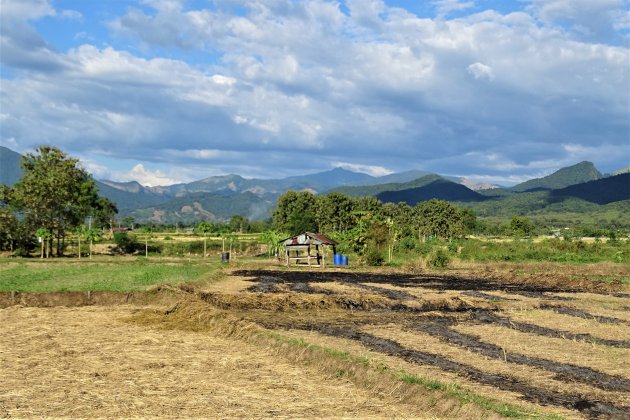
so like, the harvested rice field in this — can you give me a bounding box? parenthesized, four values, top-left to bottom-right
(1, 261, 629, 418)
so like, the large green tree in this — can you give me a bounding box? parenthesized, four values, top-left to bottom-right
(315, 192, 355, 233)
(8, 146, 102, 256)
(415, 199, 465, 239)
(273, 190, 318, 235)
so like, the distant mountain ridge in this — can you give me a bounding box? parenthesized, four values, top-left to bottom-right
(0, 146, 22, 186)
(377, 178, 485, 205)
(2, 145, 628, 223)
(550, 173, 630, 205)
(511, 161, 602, 192)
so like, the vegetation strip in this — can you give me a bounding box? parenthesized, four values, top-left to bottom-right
(470, 310, 630, 348)
(408, 319, 630, 392)
(299, 324, 628, 418)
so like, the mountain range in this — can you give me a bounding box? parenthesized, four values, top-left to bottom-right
(1, 146, 628, 225)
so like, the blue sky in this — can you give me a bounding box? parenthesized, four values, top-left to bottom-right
(1, 0, 629, 186)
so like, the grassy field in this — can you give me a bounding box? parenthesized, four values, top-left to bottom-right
(0, 257, 221, 292)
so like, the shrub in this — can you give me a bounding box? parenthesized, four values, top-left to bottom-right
(13, 247, 31, 257)
(427, 249, 450, 268)
(113, 232, 139, 254)
(365, 247, 385, 266)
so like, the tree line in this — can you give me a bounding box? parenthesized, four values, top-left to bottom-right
(270, 190, 475, 263)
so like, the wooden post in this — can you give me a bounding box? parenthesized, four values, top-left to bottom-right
(204, 237, 207, 257)
(145, 237, 148, 257)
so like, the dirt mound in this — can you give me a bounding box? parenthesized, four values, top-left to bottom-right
(0, 289, 182, 309)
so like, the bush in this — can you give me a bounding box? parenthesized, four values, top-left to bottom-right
(365, 247, 385, 266)
(427, 249, 450, 268)
(13, 247, 31, 257)
(113, 232, 139, 254)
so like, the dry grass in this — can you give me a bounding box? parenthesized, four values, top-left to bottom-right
(362, 323, 624, 414)
(452, 323, 630, 380)
(505, 308, 630, 341)
(1, 304, 465, 419)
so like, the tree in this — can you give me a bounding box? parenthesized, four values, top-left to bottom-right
(316, 192, 355, 233)
(84, 227, 100, 258)
(92, 197, 118, 238)
(121, 216, 136, 230)
(229, 215, 249, 233)
(260, 230, 283, 257)
(196, 221, 213, 257)
(510, 215, 534, 237)
(415, 199, 465, 240)
(273, 190, 317, 235)
(0, 207, 19, 251)
(35, 228, 51, 258)
(9, 146, 100, 256)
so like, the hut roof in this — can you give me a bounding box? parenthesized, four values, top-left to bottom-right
(281, 232, 338, 246)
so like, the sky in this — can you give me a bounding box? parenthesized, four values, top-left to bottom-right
(1, 0, 629, 187)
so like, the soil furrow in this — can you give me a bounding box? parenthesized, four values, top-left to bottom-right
(462, 291, 519, 301)
(409, 319, 630, 392)
(298, 324, 628, 418)
(352, 283, 417, 300)
(539, 305, 629, 325)
(470, 310, 630, 348)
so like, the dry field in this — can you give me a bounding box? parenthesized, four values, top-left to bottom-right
(1, 261, 629, 418)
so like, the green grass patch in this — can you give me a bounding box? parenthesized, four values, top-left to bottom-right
(399, 372, 562, 419)
(0, 258, 220, 292)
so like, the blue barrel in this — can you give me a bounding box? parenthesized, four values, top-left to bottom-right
(341, 255, 348, 266)
(334, 254, 342, 265)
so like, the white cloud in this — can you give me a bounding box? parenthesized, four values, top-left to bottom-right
(122, 164, 179, 187)
(467, 62, 494, 80)
(526, 0, 628, 42)
(1, 0, 628, 182)
(333, 162, 393, 177)
(433, 0, 475, 17)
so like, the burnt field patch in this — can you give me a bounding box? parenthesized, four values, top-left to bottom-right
(233, 269, 625, 295)
(224, 267, 630, 418)
(293, 324, 628, 418)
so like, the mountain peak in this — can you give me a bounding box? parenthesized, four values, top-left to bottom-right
(511, 161, 602, 192)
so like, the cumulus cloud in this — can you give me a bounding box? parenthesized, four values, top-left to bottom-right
(1, 0, 629, 183)
(526, 0, 629, 42)
(121, 164, 179, 186)
(467, 62, 494, 80)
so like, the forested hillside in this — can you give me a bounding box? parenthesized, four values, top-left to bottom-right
(511, 161, 602, 192)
